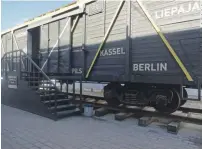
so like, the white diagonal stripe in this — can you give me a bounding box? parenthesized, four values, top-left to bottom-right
(41, 17, 70, 70)
(12, 31, 25, 69)
(1, 39, 5, 54)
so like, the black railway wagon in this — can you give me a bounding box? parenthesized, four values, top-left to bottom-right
(1, 0, 202, 113)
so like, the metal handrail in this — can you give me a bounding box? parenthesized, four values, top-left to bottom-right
(20, 50, 62, 93)
(2, 50, 61, 93)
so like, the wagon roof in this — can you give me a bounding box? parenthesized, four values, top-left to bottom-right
(1, 0, 92, 35)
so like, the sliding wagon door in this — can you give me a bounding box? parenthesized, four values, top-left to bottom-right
(85, 0, 128, 82)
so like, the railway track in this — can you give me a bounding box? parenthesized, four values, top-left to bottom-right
(67, 92, 202, 126)
(68, 92, 202, 111)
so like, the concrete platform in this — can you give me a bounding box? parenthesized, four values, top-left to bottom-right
(2, 105, 202, 149)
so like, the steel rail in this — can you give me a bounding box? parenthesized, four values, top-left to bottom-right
(73, 98, 202, 125)
(179, 107, 202, 114)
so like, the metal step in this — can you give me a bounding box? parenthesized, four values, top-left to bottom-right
(29, 85, 40, 90)
(40, 93, 67, 100)
(22, 77, 41, 81)
(39, 86, 56, 89)
(36, 89, 57, 94)
(30, 85, 55, 90)
(21, 71, 39, 73)
(21, 71, 42, 76)
(48, 75, 81, 80)
(25, 77, 41, 79)
(28, 81, 41, 84)
(43, 98, 71, 106)
(27, 80, 50, 83)
(56, 108, 81, 119)
(49, 104, 76, 112)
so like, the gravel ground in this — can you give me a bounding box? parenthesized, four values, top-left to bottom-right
(1, 105, 202, 149)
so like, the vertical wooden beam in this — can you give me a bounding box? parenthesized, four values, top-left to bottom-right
(11, 31, 14, 71)
(200, 0, 202, 85)
(82, 10, 87, 78)
(58, 20, 60, 74)
(69, 17, 72, 74)
(125, 0, 131, 81)
(103, 0, 106, 34)
(47, 24, 50, 73)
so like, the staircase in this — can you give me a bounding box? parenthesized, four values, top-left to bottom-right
(1, 50, 82, 120)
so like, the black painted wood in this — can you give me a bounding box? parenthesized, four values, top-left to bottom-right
(1, 77, 55, 119)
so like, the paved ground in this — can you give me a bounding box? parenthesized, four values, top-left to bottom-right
(2, 105, 202, 149)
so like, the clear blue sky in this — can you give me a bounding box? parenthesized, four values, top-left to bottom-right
(1, 1, 73, 31)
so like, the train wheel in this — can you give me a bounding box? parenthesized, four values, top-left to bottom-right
(104, 83, 123, 107)
(180, 100, 187, 106)
(154, 89, 181, 114)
